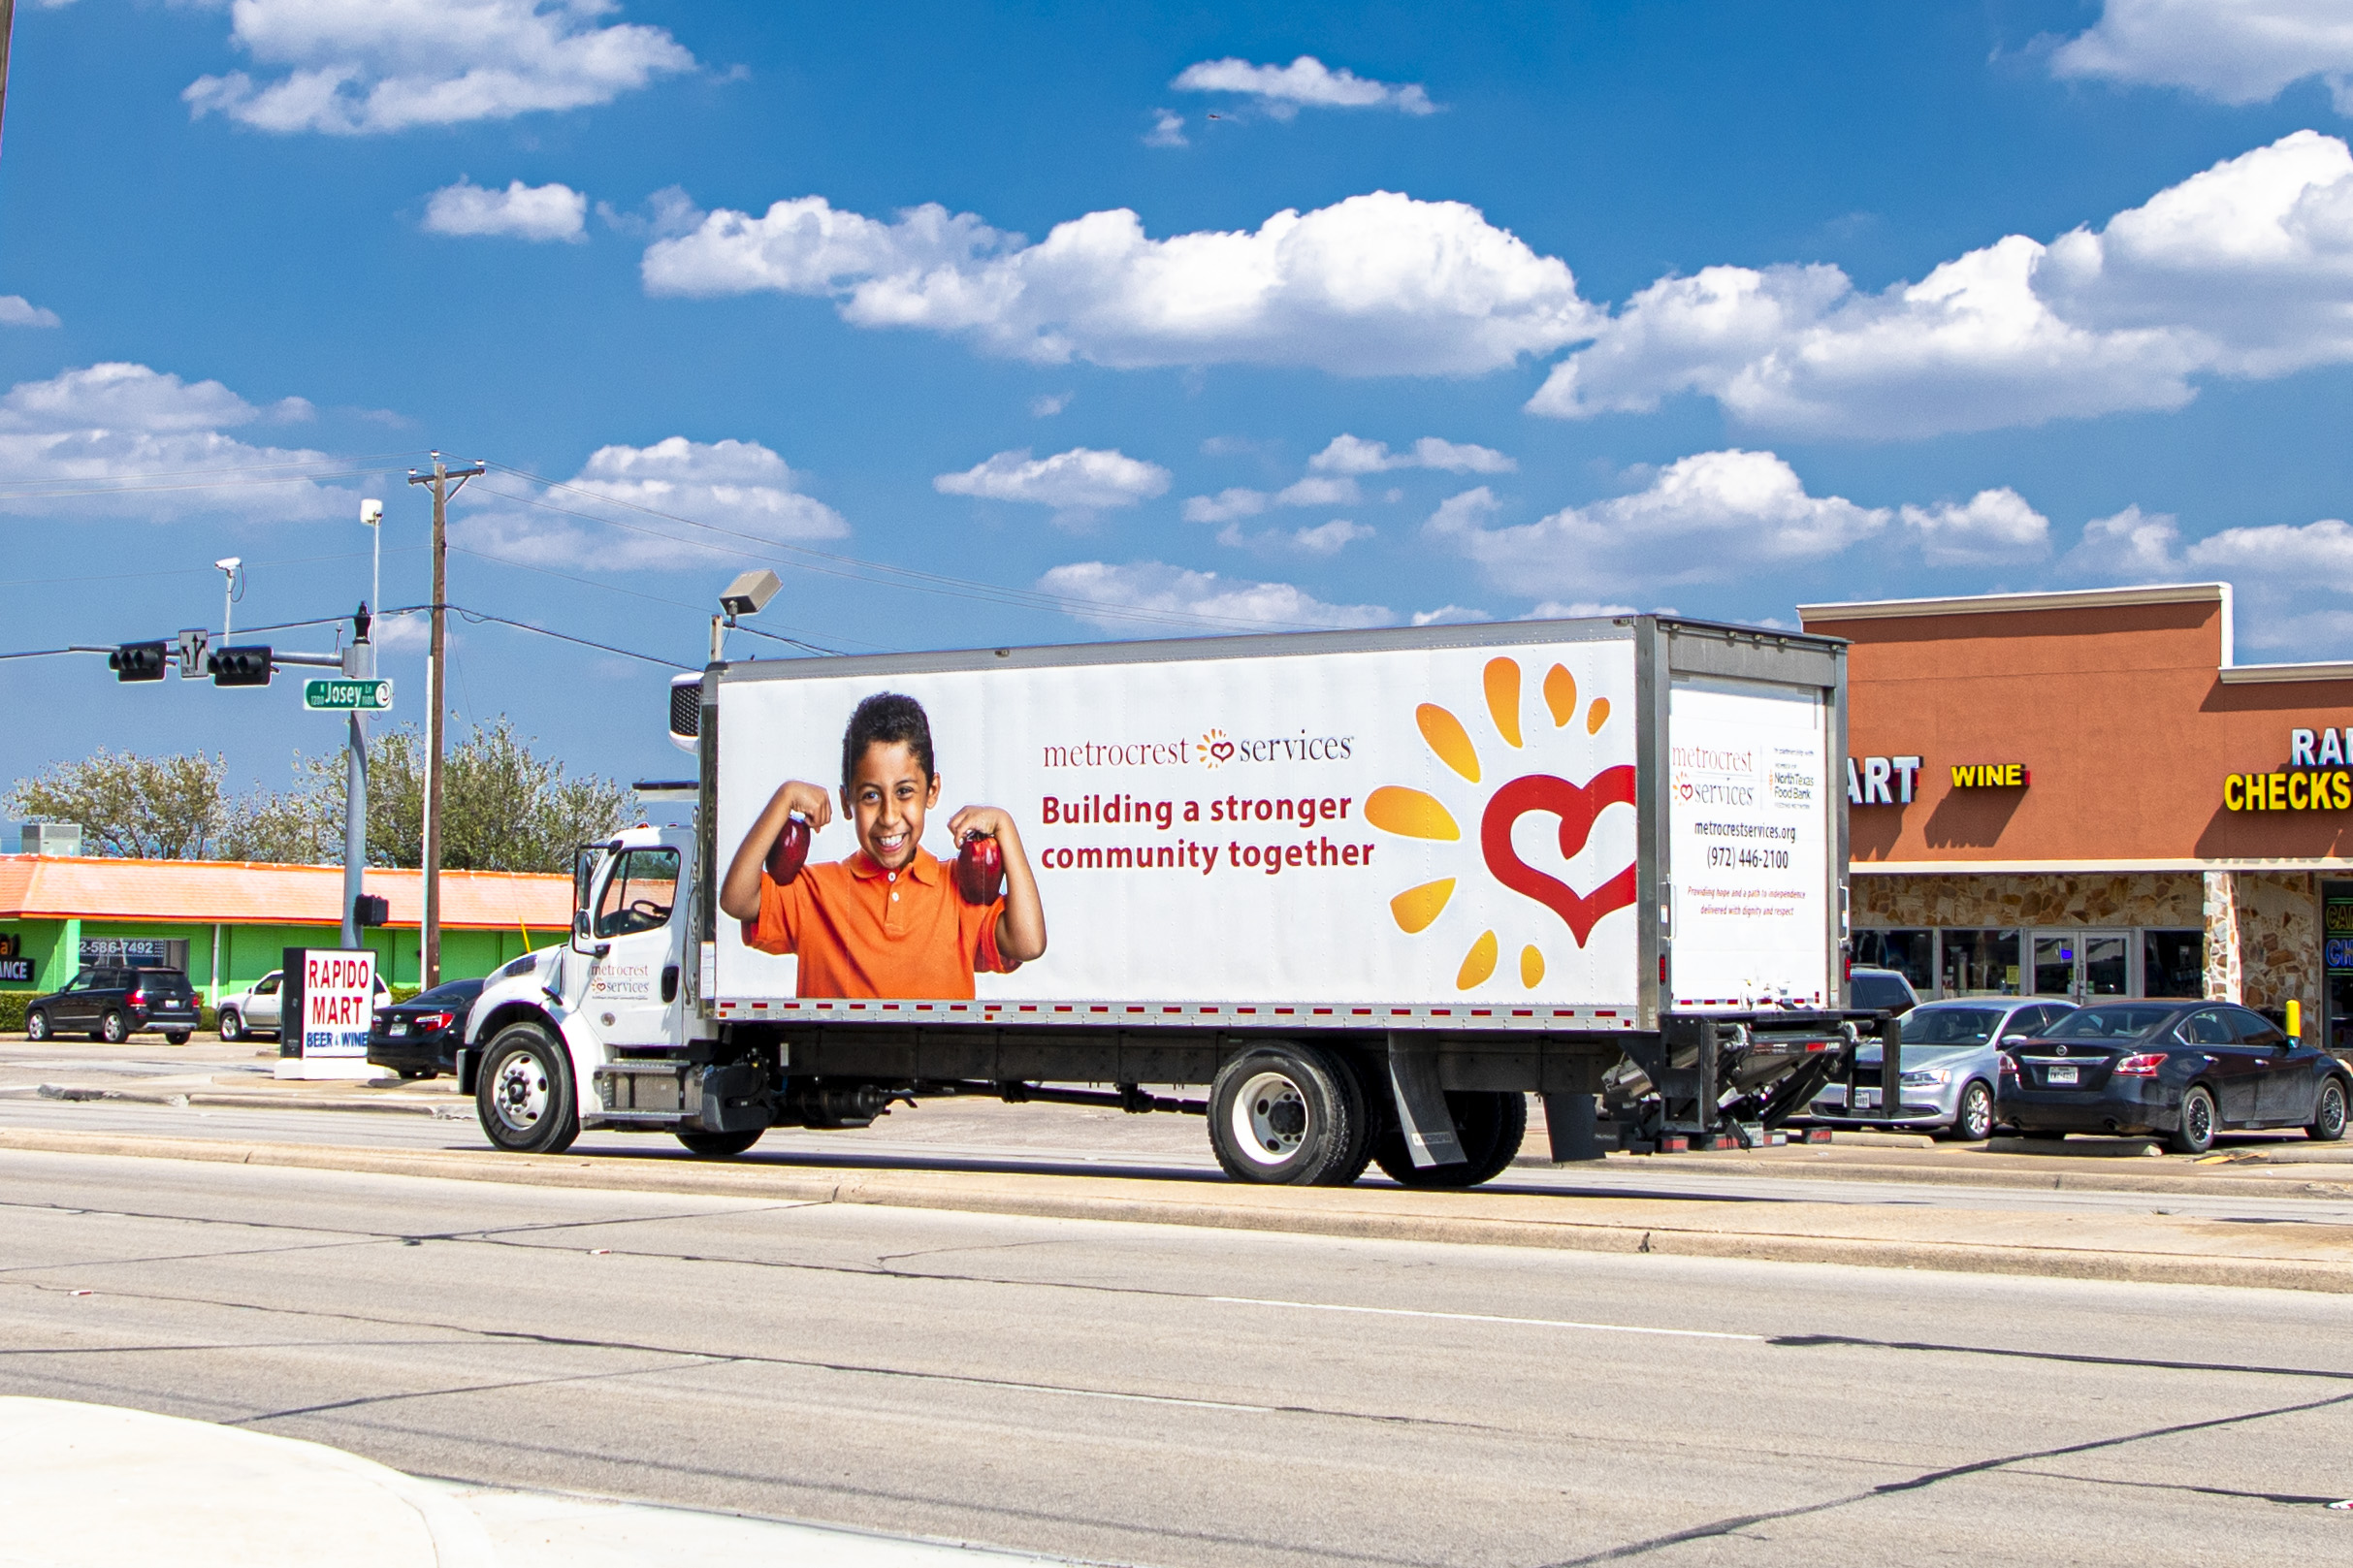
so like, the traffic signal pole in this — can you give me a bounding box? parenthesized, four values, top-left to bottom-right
(407, 455, 483, 989)
(338, 611, 372, 949)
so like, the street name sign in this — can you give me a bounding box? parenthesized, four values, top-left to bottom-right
(304, 678, 393, 712)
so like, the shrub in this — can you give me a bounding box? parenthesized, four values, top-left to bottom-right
(0, 993, 27, 1032)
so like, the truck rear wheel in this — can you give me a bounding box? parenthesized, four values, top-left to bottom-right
(476, 1022, 579, 1155)
(676, 1128, 765, 1157)
(1372, 1090, 1527, 1188)
(1208, 1043, 1368, 1185)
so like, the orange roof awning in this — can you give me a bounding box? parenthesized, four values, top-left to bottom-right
(0, 856, 570, 930)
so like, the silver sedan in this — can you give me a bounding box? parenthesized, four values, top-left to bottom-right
(1806, 996, 2079, 1140)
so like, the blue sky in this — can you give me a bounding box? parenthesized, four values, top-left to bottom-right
(6, 1, 2353, 795)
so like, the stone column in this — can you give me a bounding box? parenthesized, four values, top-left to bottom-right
(2202, 871, 2240, 1003)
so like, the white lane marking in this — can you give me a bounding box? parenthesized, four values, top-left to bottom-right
(1209, 1296, 1764, 1341)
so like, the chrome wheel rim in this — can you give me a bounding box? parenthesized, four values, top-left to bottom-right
(492, 1050, 550, 1133)
(1231, 1070, 1311, 1167)
(2187, 1093, 2211, 1144)
(2323, 1084, 2346, 1138)
(1961, 1085, 1991, 1139)
(25, 1014, 44, 1040)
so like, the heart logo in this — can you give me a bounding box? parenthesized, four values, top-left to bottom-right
(1479, 768, 1637, 947)
(1211, 741, 1235, 762)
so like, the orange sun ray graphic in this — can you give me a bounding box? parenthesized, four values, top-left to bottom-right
(1372, 657, 1635, 990)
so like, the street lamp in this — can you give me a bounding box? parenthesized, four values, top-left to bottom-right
(360, 498, 382, 621)
(214, 557, 243, 639)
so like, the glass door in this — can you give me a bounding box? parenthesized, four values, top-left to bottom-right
(2031, 930, 2131, 1001)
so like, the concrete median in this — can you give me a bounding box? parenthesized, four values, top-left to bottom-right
(6, 1124, 2351, 1296)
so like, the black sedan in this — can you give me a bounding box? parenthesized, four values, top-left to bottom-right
(1998, 1001, 2352, 1154)
(366, 977, 483, 1080)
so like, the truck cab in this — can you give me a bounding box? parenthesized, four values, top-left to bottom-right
(458, 821, 718, 1154)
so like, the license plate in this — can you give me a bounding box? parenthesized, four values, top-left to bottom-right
(2046, 1065, 2079, 1085)
(389, 1022, 406, 1036)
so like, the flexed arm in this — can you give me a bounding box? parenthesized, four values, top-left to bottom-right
(948, 806, 1046, 964)
(719, 780, 832, 922)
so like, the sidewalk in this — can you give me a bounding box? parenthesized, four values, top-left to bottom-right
(0, 1397, 1070, 1567)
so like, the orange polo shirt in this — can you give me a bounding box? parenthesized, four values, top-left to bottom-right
(742, 847, 1009, 1000)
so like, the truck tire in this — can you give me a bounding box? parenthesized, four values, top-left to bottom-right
(476, 1022, 579, 1155)
(217, 1009, 243, 1042)
(1372, 1090, 1528, 1188)
(1208, 1043, 1368, 1185)
(676, 1128, 765, 1157)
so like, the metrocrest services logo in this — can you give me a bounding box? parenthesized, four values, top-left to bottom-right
(1039, 728, 1355, 773)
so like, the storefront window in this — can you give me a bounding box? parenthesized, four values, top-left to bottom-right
(2142, 930, 2205, 998)
(2324, 884, 2353, 1054)
(1942, 929, 2021, 996)
(1853, 929, 1933, 990)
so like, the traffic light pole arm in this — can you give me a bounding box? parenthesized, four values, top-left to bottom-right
(272, 652, 346, 668)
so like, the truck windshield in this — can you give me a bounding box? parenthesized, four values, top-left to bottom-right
(596, 848, 680, 939)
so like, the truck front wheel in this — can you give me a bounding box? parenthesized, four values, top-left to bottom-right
(1208, 1044, 1368, 1186)
(1372, 1090, 1527, 1188)
(476, 1022, 579, 1155)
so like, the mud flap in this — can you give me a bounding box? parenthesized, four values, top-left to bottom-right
(1387, 1038, 1466, 1168)
(1543, 1092, 1603, 1161)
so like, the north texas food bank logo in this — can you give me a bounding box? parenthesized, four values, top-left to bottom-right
(1367, 657, 1634, 990)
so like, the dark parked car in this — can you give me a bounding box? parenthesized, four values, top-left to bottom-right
(24, 966, 202, 1044)
(1848, 966, 1919, 1015)
(1998, 1001, 2352, 1155)
(366, 977, 484, 1080)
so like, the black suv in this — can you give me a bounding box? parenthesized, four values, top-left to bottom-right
(25, 966, 203, 1044)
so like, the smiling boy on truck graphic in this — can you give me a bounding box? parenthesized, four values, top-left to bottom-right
(719, 691, 1047, 999)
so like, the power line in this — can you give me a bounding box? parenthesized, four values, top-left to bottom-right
(374, 603, 693, 671)
(445, 543, 858, 654)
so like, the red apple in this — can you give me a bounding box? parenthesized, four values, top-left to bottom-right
(955, 831, 1003, 904)
(766, 815, 811, 883)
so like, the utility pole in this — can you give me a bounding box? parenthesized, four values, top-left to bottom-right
(1, 0, 17, 164)
(406, 453, 482, 988)
(338, 606, 372, 949)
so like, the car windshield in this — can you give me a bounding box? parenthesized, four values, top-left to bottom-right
(2046, 1005, 2176, 1040)
(1898, 1007, 2004, 1045)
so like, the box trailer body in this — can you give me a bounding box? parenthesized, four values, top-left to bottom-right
(461, 617, 1888, 1184)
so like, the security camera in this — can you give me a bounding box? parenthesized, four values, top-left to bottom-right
(360, 498, 383, 527)
(214, 557, 242, 573)
(718, 568, 782, 620)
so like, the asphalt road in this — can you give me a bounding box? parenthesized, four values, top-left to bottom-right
(6, 1093, 2353, 1230)
(4, 1146, 2350, 1567)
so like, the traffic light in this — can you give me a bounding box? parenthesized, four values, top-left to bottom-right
(352, 894, 389, 929)
(207, 646, 274, 687)
(108, 642, 168, 682)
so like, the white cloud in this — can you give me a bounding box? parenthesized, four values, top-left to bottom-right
(0, 296, 60, 328)
(2064, 503, 2192, 580)
(1288, 519, 1373, 555)
(1182, 487, 1271, 524)
(934, 446, 1171, 527)
(1898, 488, 2052, 566)
(457, 435, 847, 570)
(1307, 432, 1514, 473)
(643, 190, 1595, 375)
(1423, 451, 1890, 594)
(2050, 1, 2353, 112)
(1171, 56, 1435, 117)
(184, 0, 695, 136)
(1182, 474, 1362, 522)
(1530, 600, 1642, 619)
(1144, 110, 1189, 148)
(1531, 131, 2353, 437)
(1411, 604, 1492, 625)
(423, 177, 588, 241)
(1038, 560, 1389, 631)
(1028, 392, 1072, 417)
(0, 363, 348, 523)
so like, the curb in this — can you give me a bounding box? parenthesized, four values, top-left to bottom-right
(16, 1085, 470, 1118)
(5, 1126, 2350, 1296)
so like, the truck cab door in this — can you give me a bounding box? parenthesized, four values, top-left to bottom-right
(581, 844, 688, 1046)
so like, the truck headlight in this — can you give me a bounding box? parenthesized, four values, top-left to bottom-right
(1899, 1069, 1950, 1087)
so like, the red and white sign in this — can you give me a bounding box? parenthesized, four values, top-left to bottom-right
(301, 948, 376, 1058)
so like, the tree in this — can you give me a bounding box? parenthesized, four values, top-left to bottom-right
(6, 751, 232, 859)
(10, 722, 635, 873)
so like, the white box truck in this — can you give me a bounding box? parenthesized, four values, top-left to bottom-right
(457, 616, 1891, 1185)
